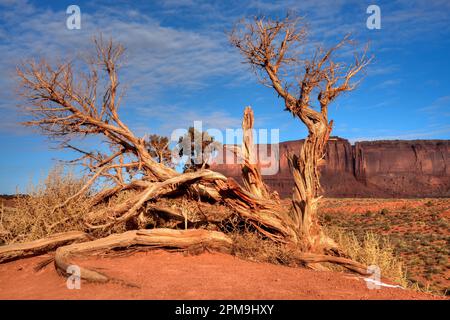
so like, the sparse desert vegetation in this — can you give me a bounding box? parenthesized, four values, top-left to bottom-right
(0, 167, 89, 244)
(318, 198, 450, 295)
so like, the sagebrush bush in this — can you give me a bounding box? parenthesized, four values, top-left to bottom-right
(1, 166, 90, 244)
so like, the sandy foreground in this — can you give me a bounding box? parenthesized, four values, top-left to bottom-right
(0, 250, 444, 300)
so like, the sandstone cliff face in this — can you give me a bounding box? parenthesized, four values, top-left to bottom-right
(353, 140, 449, 197)
(210, 138, 450, 198)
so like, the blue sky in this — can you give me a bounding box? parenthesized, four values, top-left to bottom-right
(0, 0, 449, 193)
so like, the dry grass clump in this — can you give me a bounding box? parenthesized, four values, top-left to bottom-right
(229, 224, 408, 288)
(1, 166, 90, 244)
(230, 231, 297, 266)
(324, 226, 408, 287)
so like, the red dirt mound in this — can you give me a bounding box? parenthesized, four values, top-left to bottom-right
(0, 250, 444, 300)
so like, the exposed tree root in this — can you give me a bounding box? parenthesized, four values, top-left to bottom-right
(0, 231, 90, 263)
(293, 252, 369, 276)
(54, 228, 233, 282)
(0, 227, 369, 282)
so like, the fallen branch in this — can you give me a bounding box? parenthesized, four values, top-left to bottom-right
(54, 228, 233, 282)
(0, 231, 90, 263)
(147, 204, 186, 222)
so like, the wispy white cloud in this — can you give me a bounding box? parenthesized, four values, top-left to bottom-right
(0, 6, 239, 78)
(132, 104, 242, 136)
(373, 78, 402, 89)
(419, 96, 450, 114)
(0, 0, 449, 141)
(0, 0, 247, 134)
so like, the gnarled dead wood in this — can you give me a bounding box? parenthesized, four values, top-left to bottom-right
(147, 204, 186, 222)
(230, 15, 370, 251)
(16, 35, 297, 246)
(293, 252, 369, 276)
(54, 228, 233, 282)
(88, 179, 151, 207)
(0, 231, 90, 263)
(85, 170, 228, 229)
(214, 179, 298, 242)
(241, 106, 270, 199)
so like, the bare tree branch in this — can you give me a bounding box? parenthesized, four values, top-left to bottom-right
(230, 14, 371, 250)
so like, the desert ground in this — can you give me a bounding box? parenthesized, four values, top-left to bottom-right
(0, 250, 443, 300)
(0, 197, 448, 300)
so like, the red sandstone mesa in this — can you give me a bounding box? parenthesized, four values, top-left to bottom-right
(210, 138, 450, 198)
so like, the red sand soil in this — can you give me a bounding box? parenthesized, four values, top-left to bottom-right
(319, 199, 426, 215)
(0, 250, 444, 300)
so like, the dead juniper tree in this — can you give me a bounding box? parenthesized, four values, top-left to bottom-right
(230, 15, 371, 251)
(2, 33, 371, 282)
(15, 37, 231, 230)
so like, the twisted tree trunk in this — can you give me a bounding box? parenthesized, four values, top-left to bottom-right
(288, 120, 334, 251)
(230, 14, 370, 252)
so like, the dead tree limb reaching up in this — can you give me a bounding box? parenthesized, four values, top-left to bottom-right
(230, 14, 371, 251)
(240, 106, 271, 200)
(17, 37, 177, 186)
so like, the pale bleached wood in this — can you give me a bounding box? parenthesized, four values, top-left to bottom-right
(241, 106, 270, 199)
(54, 228, 233, 282)
(0, 231, 90, 263)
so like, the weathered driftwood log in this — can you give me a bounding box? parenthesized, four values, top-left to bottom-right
(0, 231, 90, 263)
(54, 228, 233, 282)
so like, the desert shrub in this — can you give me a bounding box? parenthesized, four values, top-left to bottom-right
(1, 166, 90, 244)
(230, 231, 296, 266)
(323, 213, 332, 223)
(324, 226, 408, 287)
(379, 208, 389, 215)
(364, 210, 373, 217)
(424, 200, 434, 207)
